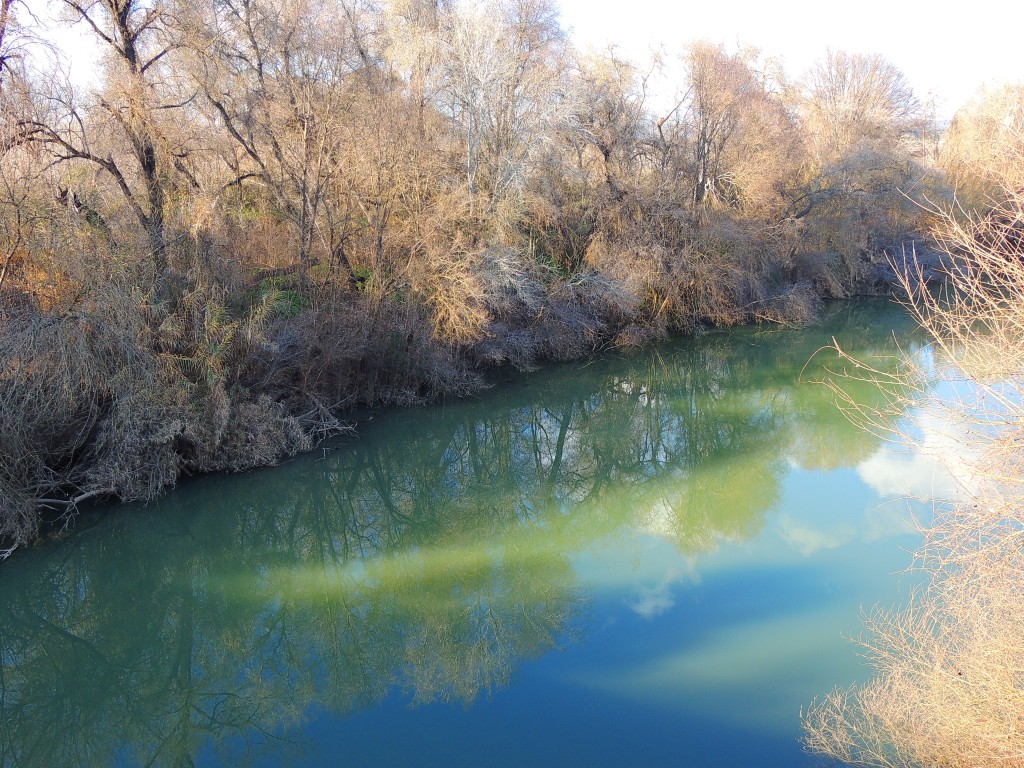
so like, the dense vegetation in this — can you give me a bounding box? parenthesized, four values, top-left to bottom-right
(0, 0, 995, 555)
(803, 94, 1024, 766)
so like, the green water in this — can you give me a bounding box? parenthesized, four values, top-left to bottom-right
(0, 299, 939, 767)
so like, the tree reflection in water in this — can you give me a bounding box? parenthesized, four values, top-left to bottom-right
(0, 300, 919, 767)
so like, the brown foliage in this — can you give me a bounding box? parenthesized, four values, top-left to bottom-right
(0, 2, 942, 555)
(941, 84, 1024, 209)
(803, 184, 1024, 767)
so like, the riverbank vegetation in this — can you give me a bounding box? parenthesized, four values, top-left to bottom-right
(0, 302, 913, 766)
(0, 0, 1003, 555)
(803, 109, 1024, 765)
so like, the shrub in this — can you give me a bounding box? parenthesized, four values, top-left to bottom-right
(803, 182, 1024, 767)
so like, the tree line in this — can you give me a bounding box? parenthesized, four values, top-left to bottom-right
(0, 0, 1014, 554)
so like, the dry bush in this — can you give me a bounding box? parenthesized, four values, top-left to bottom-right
(406, 244, 497, 346)
(458, 244, 554, 368)
(803, 182, 1024, 767)
(205, 396, 313, 473)
(0, 281, 176, 553)
(664, 218, 800, 327)
(399, 181, 622, 369)
(583, 201, 815, 335)
(755, 281, 820, 325)
(0, 310, 108, 551)
(0, 228, 347, 556)
(258, 288, 480, 410)
(528, 274, 609, 360)
(805, 533, 1024, 768)
(941, 84, 1024, 211)
(399, 187, 495, 345)
(585, 232, 665, 315)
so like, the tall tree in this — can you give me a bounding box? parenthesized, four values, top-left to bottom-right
(685, 43, 759, 209)
(804, 50, 919, 160)
(434, 0, 567, 213)
(183, 0, 369, 276)
(0, 0, 42, 292)
(796, 51, 923, 258)
(16, 0, 182, 275)
(0, 0, 20, 93)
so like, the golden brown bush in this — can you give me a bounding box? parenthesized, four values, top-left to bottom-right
(942, 83, 1024, 209)
(803, 184, 1024, 768)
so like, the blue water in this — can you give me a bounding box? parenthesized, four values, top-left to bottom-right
(0, 299, 936, 767)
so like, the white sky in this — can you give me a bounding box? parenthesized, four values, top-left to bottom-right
(557, 0, 1024, 119)
(32, 0, 1024, 120)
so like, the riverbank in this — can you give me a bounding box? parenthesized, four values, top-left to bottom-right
(0, 244, 921, 559)
(2, 1, 951, 558)
(0, 297, 927, 766)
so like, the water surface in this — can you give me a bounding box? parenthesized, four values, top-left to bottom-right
(0, 299, 939, 767)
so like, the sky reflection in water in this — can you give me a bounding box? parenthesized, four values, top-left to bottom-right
(0, 299, 945, 767)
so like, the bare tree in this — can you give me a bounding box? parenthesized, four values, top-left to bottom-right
(0, 0, 41, 293)
(380, 0, 453, 136)
(434, 0, 568, 214)
(670, 43, 802, 220)
(789, 51, 925, 283)
(804, 50, 919, 160)
(0, 0, 22, 93)
(14, 0, 185, 275)
(182, 0, 370, 277)
(0, 146, 42, 293)
(686, 43, 749, 208)
(569, 49, 649, 201)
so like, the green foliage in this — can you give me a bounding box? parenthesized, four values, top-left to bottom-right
(352, 265, 373, 292)
(251, 277, 310, 318)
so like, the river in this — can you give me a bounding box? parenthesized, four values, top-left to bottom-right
(0, 298, 942, 767)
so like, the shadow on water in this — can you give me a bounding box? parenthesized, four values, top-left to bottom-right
(0, 299, 922, 767)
